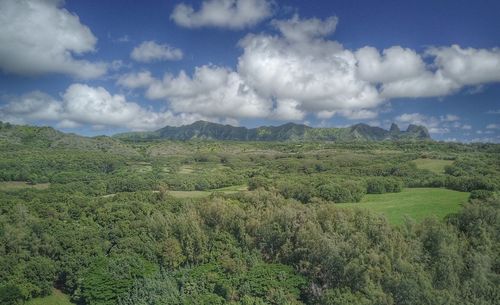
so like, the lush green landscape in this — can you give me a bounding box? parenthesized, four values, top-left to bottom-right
(1, 122, 499, 305)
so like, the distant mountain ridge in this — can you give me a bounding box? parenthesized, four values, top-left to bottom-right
(0, 121, 138, 155)
(114, 120, 431, 141)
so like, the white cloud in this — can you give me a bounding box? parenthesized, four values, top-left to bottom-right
(0, 0, 106, 78)
(238, 17, 382, 115)
(487, 109, 500, 114)
(486, 123, 499, 129)
(171, 0, 272, 29)
(440, 114, 460, 122)
(272, 99, 305, 121)
(462, 124, 472, 130)
(145, 65, 271, 119)
(337, 109, 379, 120)
(0, 91, 62, 121)
(117, 71, 155, 89)
(376, 45, 500, 99)
(394, 112, 463, 134)
(271, 14, 338, 42)
(359, 45, 500, 99)
(0, 84, 206, 131)
(57, 119, 81, 129)
(356, 46, 426, 84)
(115, 15, 500, 124)
(380, 70, 459, 98)
(427, 45, 500, 86)
(131, 41, 183, 62)
(135, 15, 383, 122)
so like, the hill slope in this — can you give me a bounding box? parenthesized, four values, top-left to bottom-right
(114, 121, 431, 141)
(0, 121, 137, 154)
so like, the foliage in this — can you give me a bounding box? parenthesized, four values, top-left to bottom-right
(1, 124, 499, 305)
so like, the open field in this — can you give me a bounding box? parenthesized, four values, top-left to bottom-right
(26, 290, 73, 305)
(0, 181, 50, 191)
(338, 188, 469, 225)
(168, 184, 248, 198)
(412, 158, 454, 173)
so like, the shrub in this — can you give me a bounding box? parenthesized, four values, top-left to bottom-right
(469, 190, 495, 201)
(318, 183, 352, 203)
(365, 177, 403, 194)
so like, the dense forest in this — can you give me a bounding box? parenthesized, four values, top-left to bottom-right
(0, 122, 499, 305)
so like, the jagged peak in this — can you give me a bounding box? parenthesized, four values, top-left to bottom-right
(406, 124, 430, 138)
(390, 123, 400, 132)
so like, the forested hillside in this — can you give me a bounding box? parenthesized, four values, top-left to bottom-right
(0, 123, 499, 305)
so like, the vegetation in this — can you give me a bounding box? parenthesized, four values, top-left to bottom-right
(1, 122, 499, 305)
(338, 188, 469, 225)
(25, 290, 72, 305)
(412, 158, 453, 173)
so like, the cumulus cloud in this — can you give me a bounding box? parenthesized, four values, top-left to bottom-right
(238, 17, 382, 115)
(394, 112, 468, 134)
(380, 70, 460, 98)
(0, 0, 106, 78)
(338, 109, 379, 120)
(145, 65, 271, 119)
(272, 99, 305, 121)
(486, 123, 499, 129)
(379, 45, 500, 99)
(117, 71, 155, 89)
(272, 14, 338, 42)
(116, 14, 500, 124)
(356, 46, 426, 83)
(428, 45, 500, 86)
(0, 84, 206, 131)
(0, 91, 62, 122)
(171, 0, 272, 29)
(131, 41, 183, 62)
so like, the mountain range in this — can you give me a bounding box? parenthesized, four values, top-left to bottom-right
(113, 121, 431, 142)
(0, 120, 431, 145)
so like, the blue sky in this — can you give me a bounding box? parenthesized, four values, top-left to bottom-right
(0, 0, 499, 142)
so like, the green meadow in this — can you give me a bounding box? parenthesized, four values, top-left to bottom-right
(338, 188, 469, 225)
(412, 158, 454, 173)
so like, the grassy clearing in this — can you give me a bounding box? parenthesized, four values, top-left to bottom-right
(0, 181, 50, 191)
(168, 185, 247, 198)
(26, 289, 73, 305)
(178, 163, 227, 174)
(338, 188, 468, 225)
(178, 165, 196, 174)
(412, 158, 453, 173)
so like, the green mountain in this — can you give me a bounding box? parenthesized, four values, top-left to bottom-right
(114, 121, 431, 141)
(0, 121, 137, 154)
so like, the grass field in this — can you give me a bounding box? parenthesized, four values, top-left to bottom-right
(338, 188, 468, 225)
(168, 185, 248, 198)
(0, 181, 50, 191)
(412, 158, 454, 173)
(26, 289, 73, 305)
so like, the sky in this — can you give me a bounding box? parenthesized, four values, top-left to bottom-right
(0, 0, 499, 142)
